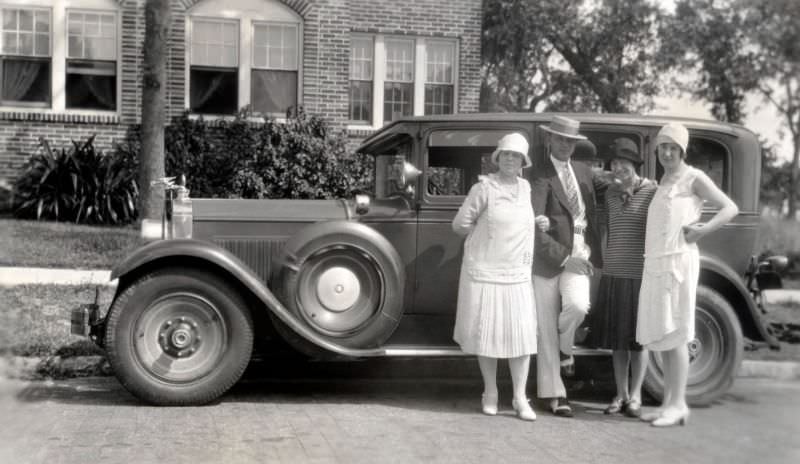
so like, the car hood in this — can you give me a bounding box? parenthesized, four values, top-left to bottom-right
(193, 198, 349, 222)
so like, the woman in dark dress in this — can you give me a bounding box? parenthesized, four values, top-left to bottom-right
(588, 138, 657, 417)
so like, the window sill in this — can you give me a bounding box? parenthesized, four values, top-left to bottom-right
(187, 113, 288, 124)
(0, 110, 120, 125)
(346, 124, 378, 137)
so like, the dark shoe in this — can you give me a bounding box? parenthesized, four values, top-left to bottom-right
(559, 353, 575, 378)
(603, 397, 624, 415)
(550, 397, 573, 417)
(623, 399, 642, 418)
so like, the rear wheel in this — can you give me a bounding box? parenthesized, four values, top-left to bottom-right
(644, 285, 743, 406)
(105, 267, 253, 405)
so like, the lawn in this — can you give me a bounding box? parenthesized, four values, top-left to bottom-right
(0, 283, 109, 358)
(0, 218, 143, 269)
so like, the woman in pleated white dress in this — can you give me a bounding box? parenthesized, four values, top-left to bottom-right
(452, 133, 540, 421)
(636, 123, 739, 427)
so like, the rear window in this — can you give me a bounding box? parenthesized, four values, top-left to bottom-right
(655, 136, 729, 192)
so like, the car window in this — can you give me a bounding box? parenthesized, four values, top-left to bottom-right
(426, 129, 525, 196)
(655, 136, 729, 192)
(374, 138, 414, 199)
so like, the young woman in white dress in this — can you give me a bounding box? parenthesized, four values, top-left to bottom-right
(636, 123, 739, 427)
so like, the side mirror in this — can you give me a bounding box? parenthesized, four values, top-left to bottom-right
(401, 161, 421, 185)
(399, 162, 421, 198)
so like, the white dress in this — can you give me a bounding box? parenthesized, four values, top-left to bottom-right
(452, 174, 538, 358)
(636, 167, 704, 351)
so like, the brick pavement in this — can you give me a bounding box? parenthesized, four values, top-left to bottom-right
(1, 376, 798, 464)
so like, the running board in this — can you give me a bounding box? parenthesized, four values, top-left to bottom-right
(379, 346, 613, 357)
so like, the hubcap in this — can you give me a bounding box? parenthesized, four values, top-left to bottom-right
(296, 246, 383, 336)
(134, 293, 227, 382)
(648, 306, 724, 390)
(316, 266, 361, 312)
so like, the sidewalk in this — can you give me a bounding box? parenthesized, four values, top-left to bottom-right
(0, 267, 113, 286)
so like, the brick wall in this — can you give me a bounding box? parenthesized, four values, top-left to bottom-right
(348, 0, 482, 114)
(0, 0, 482, 190)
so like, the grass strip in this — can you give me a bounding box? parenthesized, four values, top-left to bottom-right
(0, 219, 143, 269)
(0, 283, 111, 358)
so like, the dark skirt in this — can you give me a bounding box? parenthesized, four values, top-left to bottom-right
(587, 275, 643, 351)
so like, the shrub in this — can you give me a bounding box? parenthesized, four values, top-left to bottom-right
(13, 136, 139, 225)
(118, 108, 373, 199)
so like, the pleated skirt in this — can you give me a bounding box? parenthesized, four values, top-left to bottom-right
(453, 271, 537, 358)
(587, 275, 643, 351)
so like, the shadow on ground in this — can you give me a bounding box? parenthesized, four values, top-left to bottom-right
(9, 356, 629, 415)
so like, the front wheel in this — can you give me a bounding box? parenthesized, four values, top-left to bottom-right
(105, 267, 253, 405)
(643, 285, 743, 406)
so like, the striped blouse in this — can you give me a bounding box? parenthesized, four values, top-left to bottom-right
(603, 179, 658, 279)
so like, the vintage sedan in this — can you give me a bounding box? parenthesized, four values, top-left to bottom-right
(73, 113, 783, 406)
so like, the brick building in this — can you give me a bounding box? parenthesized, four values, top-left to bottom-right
(0, 0, 483, 186)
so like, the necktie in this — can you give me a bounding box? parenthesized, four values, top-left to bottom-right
(562, 164, 583, 218)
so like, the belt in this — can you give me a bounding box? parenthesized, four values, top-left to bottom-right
(574, 225, 587, 235)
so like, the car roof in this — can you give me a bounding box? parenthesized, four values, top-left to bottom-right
(358, 112, 752, 151)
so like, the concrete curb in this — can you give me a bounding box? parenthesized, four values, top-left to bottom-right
(762, 289, 800, 305)
(738, 360, 800, 381)
(2, 355, 798, 382)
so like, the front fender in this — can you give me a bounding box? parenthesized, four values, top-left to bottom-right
(111, 239, 387, 357)
(699, 254, 779, 348)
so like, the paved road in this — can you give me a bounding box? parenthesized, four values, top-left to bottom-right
(0, 365, 798, 464)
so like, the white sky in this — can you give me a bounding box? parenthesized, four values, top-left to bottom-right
(649, 94, 792, 162)
(647, 0, 793, 163)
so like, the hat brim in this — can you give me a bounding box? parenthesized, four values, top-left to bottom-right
(610, 152, 643, 166)
(491, 148, 532, 168)
(541, 125, 587, 140)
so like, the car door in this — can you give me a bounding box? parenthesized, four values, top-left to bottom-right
(410, 122, 533, 344)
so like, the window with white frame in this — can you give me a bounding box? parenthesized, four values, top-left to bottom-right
(189, 18, 238, 115)
(66, 10, 116, 110)
(251, 21, 297, 115)
(383, 38, 414, 122)
(424, 41, 454, 115)
(349, 36, 372, 123)
(349, 35, 458, 128)
(0, 7, 51, 106)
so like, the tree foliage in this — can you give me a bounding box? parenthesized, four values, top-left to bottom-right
(661, 0, 800, 217)
(481, 0, 665, 113)
(659, 0, 758, 123)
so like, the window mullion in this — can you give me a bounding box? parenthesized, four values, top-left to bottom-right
(239, 17, 249, 113)
(413, 37, 425, 117)
(52, 4, 65, 111)
(373, 35, 385, 127)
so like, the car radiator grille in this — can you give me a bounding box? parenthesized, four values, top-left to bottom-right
(214, 238, 287, 283)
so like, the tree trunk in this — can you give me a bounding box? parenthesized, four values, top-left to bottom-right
(789, 139, 799, 219)
(139, 0, 171, 221)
